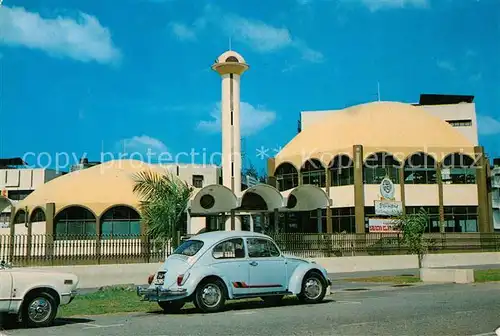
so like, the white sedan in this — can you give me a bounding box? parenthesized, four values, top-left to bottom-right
(0, 261, 79, 328)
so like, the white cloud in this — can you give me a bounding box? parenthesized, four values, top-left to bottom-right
(120, 135, 168, 153)
(170, 22, 196, 41)
(477, 116, 500, 136)
(360, 0, 429, 11)
(197, 102, 276, 137)
(196, 5, 324, 63)
(0, 6, 120, 64)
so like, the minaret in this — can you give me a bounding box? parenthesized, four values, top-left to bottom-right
(212, 51, 249, 230)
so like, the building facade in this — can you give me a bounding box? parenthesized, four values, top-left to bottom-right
(491, 158, 500, 232)
(267, 98, 493, 234)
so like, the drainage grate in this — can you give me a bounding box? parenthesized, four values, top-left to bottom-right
(342, 288, 370, 291)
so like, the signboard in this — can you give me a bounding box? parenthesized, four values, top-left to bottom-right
(379, 177, 395, 200)
(374, 200, 403, 216)
(368, 218, 401, 233)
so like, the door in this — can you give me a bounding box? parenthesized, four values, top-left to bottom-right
(245, 238, 287, 294)
(210, 237, 250, 296)
(0, 271, 12, 312)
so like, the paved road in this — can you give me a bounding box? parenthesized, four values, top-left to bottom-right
(3, 282, 500, 336)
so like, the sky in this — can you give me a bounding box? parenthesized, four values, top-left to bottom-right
(0, 0, 499, 173)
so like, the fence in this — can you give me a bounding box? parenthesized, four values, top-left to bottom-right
(1, 232, 500, 266)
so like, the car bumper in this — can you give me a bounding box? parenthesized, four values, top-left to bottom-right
(136, 285, 188, 301)
(61, 290, 78, 305)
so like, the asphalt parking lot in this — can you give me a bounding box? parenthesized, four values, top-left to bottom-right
(3, 282, 500, 336)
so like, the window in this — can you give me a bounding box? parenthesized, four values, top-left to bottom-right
(329, 155, 354, 186)
(13, 210, 26, 224)
(275, 163, 299, 191)
(300, 159, 326, 187)
(446, 119, 472, 127)
(54, 206, 96, 240)
(192, 175, 204, 188)
(212, 238, 245, 259)
(404, 152, 437, 184)
(101, 206, 141, 239)
(406, 206, 440, 232)
(332, 207, 355, 233)
(173, 240, 204, 256)
(443, 206, 478, 232)
(247, 238, 280, 258)
(7, 190, 33, 201)
(30, 208, 46, 222)
(363, 152, 400, 184)
(442, 153, 476, 184)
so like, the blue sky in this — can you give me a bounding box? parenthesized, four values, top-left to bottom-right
(0, 0, 499, 173)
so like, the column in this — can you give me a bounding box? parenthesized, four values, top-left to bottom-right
(274, 208, 279, 232)
(353, 145, 365, 233)
(267, 158, 277, 188)
(316, 208, 322, 233)
(26, 208, 32, 261)
(399, 164, 406, 216)
(325, 167, 333, 233)
(44, 203, 55, 258)
(475, 146, 492, 232)
(8, 205, 15, 262)
(436, 162, 445, 233)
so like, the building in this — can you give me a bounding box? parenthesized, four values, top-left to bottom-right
(491, 158, 500, 232)
(0, 158, 62, 228)
(4, 160, 221, 237)
(267, 98, 493, 234)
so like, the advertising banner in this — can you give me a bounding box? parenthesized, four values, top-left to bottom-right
(374, 200, 403, 216)
(368, 218, 401, 233)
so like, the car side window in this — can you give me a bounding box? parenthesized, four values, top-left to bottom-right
(212, 238, 245, 259)
(247, 238, 281, 258)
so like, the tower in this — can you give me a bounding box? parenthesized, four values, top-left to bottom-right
(212, 51, 249, 230)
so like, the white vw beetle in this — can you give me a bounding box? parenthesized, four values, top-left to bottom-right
(137, 231, 331, 313)
(0, 261, 79, 328)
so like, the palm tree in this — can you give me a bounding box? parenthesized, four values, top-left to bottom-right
(391, 207, 430, 268)
(132, 169, 194, 247)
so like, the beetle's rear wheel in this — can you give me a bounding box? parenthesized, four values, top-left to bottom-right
(297, 271, 327, 304)
(21, 291, 58, 328)
(194, 278, 226, 313)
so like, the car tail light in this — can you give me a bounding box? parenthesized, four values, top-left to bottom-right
(148, 274, 154, 285)
(177, 273, 190, 286)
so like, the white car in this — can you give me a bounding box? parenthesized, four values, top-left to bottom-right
(0, 261, 79, 328)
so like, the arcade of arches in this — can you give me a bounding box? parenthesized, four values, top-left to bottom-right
(268, 148, 492, 233)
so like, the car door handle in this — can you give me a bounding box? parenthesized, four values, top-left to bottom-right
(249, 261, 258, 266)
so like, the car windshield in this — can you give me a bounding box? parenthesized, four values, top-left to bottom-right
(172, 240, 204, 256)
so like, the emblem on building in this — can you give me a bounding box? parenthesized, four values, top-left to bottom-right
(380, 177, 395, 200)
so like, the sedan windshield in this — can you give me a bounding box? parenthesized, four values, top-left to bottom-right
(173, 240, 204, 256)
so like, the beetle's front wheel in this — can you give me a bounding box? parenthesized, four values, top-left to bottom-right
(194, 278, 226, 313)
(21, 291, 58, 328)
(297, 271, 327, 304)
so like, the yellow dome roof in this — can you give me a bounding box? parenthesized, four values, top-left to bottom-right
(275, 101, 476, 169)
(15, 160, 174, 216)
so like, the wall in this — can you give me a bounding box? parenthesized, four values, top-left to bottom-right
(404, 185, 439, 206)
(442, 184, 478, 205)
(329, 186, 354, 207)
(23, 252, 500, 289)
(419, 103, 478, 145)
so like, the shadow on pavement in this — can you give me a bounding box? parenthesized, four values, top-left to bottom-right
(0, 316, 95, 331)
(146, 298, 334, 315)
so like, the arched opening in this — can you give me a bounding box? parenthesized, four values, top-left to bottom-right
(13, 209, 26, 224)
(404, 152, 437, 184)
(329, 155, 354, 186)
(240, 184, 284, 211)
(240, 192, 267, 210)
(54, 206, 96, 240)
(275, 163, 299, 191)
(442, 153, 476, 184)
(300, 159, 326, 187)
(225, 56, 239, 62)
(30, 208, 46, 222)
(190, 184, 238, 214)
(101, 206, 141, 239)
(363, 152, 401, 184)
